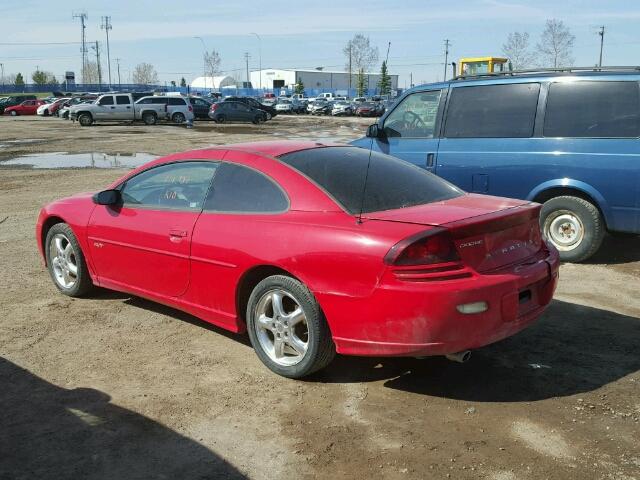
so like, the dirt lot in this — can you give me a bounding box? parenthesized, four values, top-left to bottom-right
(1, 115, 639, 480)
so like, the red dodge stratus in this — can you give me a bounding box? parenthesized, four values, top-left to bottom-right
(36, 141, 559, 378)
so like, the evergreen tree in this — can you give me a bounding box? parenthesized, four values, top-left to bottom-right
(180, 77, 187, 87)
(356, 68, 367, 97)
(14, 73, 25, 86)
(32, 70, 48, 85)
(377, 61, 391, 96)
(170, 80, 176, 87)
(294, 78, 305, 95)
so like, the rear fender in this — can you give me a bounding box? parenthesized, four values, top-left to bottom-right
(527, 179, 610, 223)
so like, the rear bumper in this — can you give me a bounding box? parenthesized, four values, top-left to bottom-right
(324, 248, 560, 357)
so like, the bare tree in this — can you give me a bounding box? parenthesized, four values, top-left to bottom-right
(83, 62, 100, 84)
(203, 50, 221, 78)
(0, 73, 17, 85)
(536, 19, 575, 68)
(343, 34, 379, 73)
(502, 32, 536, 70)
(132, 63, 159, 85)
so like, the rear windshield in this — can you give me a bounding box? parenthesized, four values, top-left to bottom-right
(279, 147, 463, 214)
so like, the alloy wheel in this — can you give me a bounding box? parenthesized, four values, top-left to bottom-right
(48, 233, 78, 289)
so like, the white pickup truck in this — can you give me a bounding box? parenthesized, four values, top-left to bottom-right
(69, 93, 194, 126)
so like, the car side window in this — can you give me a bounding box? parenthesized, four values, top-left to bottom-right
(544, 81, 640, 138)
(116, 95, 130, 105)
(99, 96, 114, 106)
(383, 91, 442, 138)
(444, 83, 540, 138)
(168, 98, 186, 106)
(204, 163, 288, 213)
(120, 162, 218, 210)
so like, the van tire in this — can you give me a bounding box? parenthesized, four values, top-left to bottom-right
(540, 196, 604, 263)
(78, 113, 93, 126)
(172, 112, 186, 124)
(142, 112, 157, 125)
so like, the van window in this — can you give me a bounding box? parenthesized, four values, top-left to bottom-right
(544, 81, 640, 138)
(168, 97, 186, 106)
(383, 91, 442, 138)
(444, 83, 540, 138)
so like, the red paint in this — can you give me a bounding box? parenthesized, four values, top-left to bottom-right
(36, 141, 559, 357)
(4, 99, 46, 115)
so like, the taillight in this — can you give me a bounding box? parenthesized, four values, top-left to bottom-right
(188, 105, 193, 112)
(210, 103, 218, 111)
(385, 228, 460, 266)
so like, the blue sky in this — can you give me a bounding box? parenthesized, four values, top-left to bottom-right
(2, 0, 639, 87)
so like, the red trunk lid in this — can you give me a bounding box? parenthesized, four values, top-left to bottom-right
(364, 194, 544, 272)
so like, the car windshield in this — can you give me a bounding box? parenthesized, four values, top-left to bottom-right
(279, 147, 463, 214)
(279, 99, 291, 104)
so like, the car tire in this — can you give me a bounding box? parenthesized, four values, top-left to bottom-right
(540, 195, 605, 262)
(45, 223, 94, 297)
(253, 115, 264, 125)
(216, 114, 226, 124)
(172, 112, 186, 124)
(43, 110, 49, 116)
(10, 111, 17, 116)
(246, 275, 336, 379)
(142, 112, 157, 125)
(78, 113, 93, 126)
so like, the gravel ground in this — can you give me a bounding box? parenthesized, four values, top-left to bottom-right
(1, 115, 639, 480)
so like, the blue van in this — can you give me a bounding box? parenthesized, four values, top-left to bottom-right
(352, 68, 640, 262)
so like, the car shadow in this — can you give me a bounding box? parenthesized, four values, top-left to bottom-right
(0, 357, 247, 479)
(311, 299, 640, 402)
(585, 233, 640, 265)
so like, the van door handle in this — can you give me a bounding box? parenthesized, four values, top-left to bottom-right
(426, 153, 435, 167)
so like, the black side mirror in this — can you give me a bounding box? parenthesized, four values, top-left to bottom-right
(366, 123, 384, 139)
(93, 189, 121, 206)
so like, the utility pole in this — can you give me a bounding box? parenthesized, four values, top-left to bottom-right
(115, 58, 121, 88)
(101, 16, 112, 88)
(244, 52, 250, 87)
(250, 33, 262, 90)
(598, 26, 605, 68)
(348, 43, 352, 96)
(92, 41, 102, 86)
(0, 63, 4, 90)
(443, 39, 451, 81)
(73, 11, 88, 84)
(410, 72, 413, 88)
(385, 41, 391, 64)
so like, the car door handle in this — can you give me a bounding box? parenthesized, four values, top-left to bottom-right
(169, 229, 188, 238)
(426, 153, 435, 167)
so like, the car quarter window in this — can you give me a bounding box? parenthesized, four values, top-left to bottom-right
(203, 163, 288, 213)
(120, 162, 218, 210)
(544, 81, 640, 138)
(98, 96, 114, 106)
(116, 95, 130, 105)
(444, 83, 540, 138)
(383, 90, 442, 138)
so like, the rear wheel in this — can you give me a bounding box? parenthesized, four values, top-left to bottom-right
(541, 195, 604, 262)
(142, 112, 157, 125)
(78, 113, 93, 126)
(216, 114, 226, 124)
(265, 112, 272, 120)
(45, 223, 94, 297)
(172, 112, 186, 124)
(253, 115, 264, 125)
(246, 275, 335, 378)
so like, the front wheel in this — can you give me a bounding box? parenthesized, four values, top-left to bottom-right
(253, 115, 264, 125)
(172, 112, 186, 124)
(78, 113, 93, 126)
(540, 195, 605, 262)
(265, 112, 272, 121)
(45, 223, 94, 297)
(246, 275, 335, 378)
(10, 110, 17, 116)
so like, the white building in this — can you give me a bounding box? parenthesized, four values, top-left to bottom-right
(249, 68, 398, 93)
(191, 75, 237, 89)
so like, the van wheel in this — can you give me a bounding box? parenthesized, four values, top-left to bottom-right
(246, 275, 336, 379)
(540, 196, 604, 262)
(78, 113, 93, 126)
(172, 112, 186, 124)
(142, 112, 157, 125)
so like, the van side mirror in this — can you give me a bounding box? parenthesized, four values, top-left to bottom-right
(93, 189, 121, 206)
(366, 124, 384, 139)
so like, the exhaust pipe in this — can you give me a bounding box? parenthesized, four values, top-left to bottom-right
(445, 350, 471, 363)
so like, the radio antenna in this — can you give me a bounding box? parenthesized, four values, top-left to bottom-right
(356, 135, 375, 224)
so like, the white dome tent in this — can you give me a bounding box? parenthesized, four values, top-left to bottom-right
(190, 75, 236, 90)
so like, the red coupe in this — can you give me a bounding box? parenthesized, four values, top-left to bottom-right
(36, 142, 559, 378)
(4, 99, 47, 116)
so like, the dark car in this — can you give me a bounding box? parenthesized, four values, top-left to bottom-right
(0, 95, 37, 114)
(223, 96, 277, 120)
(188, 96, 213, 120)
(209, 101, 266, 124)
(355, 102, 382, 117)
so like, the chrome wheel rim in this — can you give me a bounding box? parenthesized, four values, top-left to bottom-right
(545, 210, 584, 251)
(49, 233, 78, 289)
(254, 289, 309, 366)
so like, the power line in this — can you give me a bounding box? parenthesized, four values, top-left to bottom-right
(0, 41, 82, 46)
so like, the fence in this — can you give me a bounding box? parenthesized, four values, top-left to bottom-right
(0, 83, 395, 98)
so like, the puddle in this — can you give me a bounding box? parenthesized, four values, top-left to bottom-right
(0, 152, 157, 169)
(0, 139, 47, 148)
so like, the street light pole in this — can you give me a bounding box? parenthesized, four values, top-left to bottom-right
(194, 36, 207, 91)
(250, 32, 262, 91)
